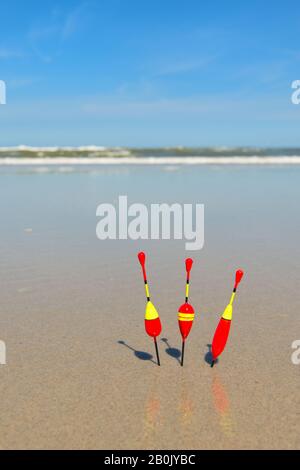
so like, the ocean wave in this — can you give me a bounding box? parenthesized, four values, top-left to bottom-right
(1, 146, 300, 164)
(0, 145, 109, 152)
(1, 156, 300, 165)
(0, 145, 132, 158)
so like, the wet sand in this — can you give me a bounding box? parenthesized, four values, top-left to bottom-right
(0, 164, 299, 449)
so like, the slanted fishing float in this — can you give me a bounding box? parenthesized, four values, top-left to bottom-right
(211, 269, 244, 367)
(178, 258, 195, 366)
(138, 252, 162, 366)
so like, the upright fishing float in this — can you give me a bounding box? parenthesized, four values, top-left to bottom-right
(211, 269, 244, 367)
(178, 258, 195, 366)
(138, 252, 162, 366)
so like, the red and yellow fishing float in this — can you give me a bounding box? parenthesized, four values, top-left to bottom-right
(178, 258, 195, 366)
(211, 269, 244, 367)
(138, 252, 162, 366)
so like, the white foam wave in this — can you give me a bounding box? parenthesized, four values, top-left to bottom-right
(1, 156, 300, 165)
(0, 145, 109, 152)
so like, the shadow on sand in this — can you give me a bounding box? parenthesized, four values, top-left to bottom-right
(161, 338, 181, 364)
(118, 340, 156, 364)
(205, 343, 219, 366)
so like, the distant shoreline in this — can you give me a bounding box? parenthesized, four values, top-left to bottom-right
(1, 146, 300, 165)
(2, 146, 300, 165)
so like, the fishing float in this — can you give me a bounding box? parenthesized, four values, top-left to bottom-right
(138, 252, 162, 366)
(178, 258, 195, 367)
(211, 269, 244, 367)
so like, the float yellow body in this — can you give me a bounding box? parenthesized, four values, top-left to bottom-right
(144, 283, 150, 299)
(145, 301, 159, 320)
(185, 283, 189, 300)
(178, 313, 195, 321)
(221, 292, 235, 321)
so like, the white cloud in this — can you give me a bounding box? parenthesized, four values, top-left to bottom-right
(154, 56, 216, 76)
(27, 2, 92, 61)
(0, 91, 298, 123)
(7, 77, 41, 89)
(0, 47, 24, 59)
(62, 2, 91, 39)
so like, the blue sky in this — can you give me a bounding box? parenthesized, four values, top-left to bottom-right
(0, 0, 300, 146)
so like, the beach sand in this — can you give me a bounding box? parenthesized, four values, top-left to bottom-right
(0, 164, 299, 449)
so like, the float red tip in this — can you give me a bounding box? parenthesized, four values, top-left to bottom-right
(138, 252, 147, 282)
(185, 258, 193, 274)
(234, 269, 244, 290)
(138, 251, 146, 267)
